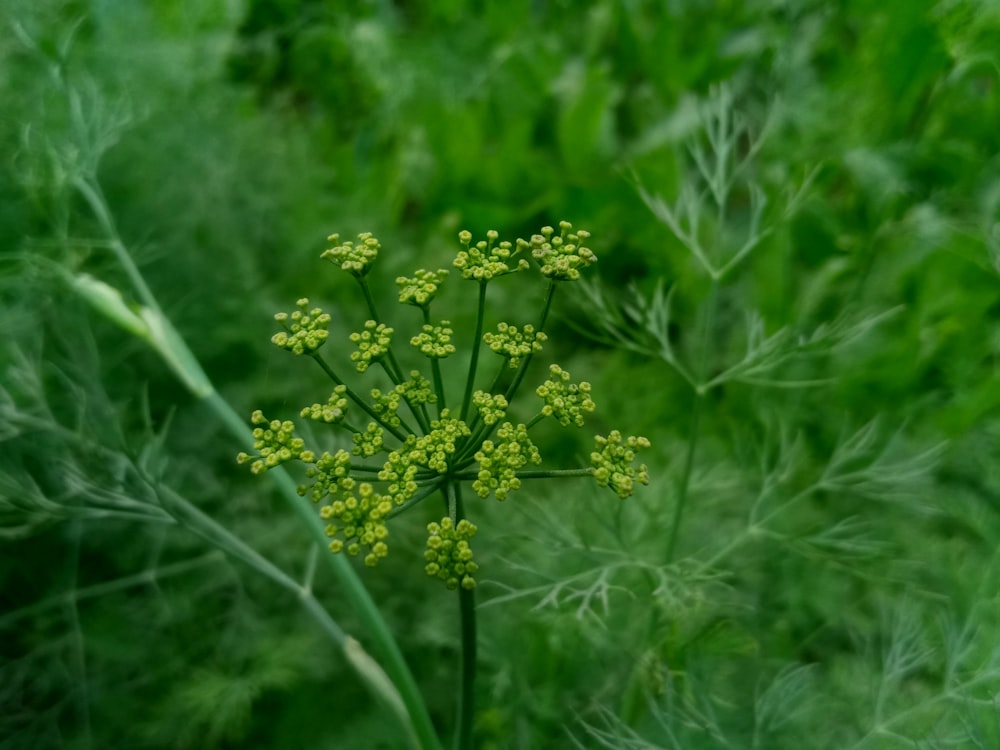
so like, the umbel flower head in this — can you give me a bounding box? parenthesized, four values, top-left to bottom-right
(536, 364, 596, 427)
(323, 232, 380, 276)
(237, 411, 316, 474)
(454, 229, 529, 280)
(591, 431, 651, 499)
(271, 298, 331, 355)
(425, 517, 479, 590)
(519, 220, 596, 280)
(411, 321, 456, 358)
(242, 220, 651, 587)
(397, 268, 449, 307)
(484, 323, 547, 369)
(350, 320, 393, 372)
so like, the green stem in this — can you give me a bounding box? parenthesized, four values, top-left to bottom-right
(450, 483, 476, 750)
(502, 281, 556, 403)
(422, 306, 446, 422)
(460, 281, 488, 422)
(622, 277, 719, 726)
(57, 57, 439, 749)
(161, 485, 427, 745)
(451, 467, 592, 481)
(74, 178, 161, 314)
(160, 485, 348, 646)
(358, 277, 407, 385)
(460, 281, 487, 422)
(385, 480, 448, 520)
(206, 392, 441, 750)
(310, 353, 410, 442)
(664, 392, 702, 563)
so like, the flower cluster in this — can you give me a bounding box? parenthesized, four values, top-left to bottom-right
(323, 232, 379, 276)
(411, 412, 470, 474)
(536, 364, 596, 427)
(591, 431, 651, 499)
(473, 422, 542, 500)
(472, 390, 508, 426)
(483, 323, 547, 368)
(454, 229, 529, 280)
(376, 411, 472, 507)
(245, 220, 652, 585)
(411, 321, 456, 358)
(300, 449, 352, 503)
(301, 385, 349, 424)
(237, 411, 315, 474)
(350, 320, 394, 372)
(271, 298, 331, 355)
(397, 268, 449, 307)
(395, 371, 436, 405)
(320, 481, 392, 566)
(369, 371, 437, 428)
(352, 422, 385, 457)
(425, 518, 479, 590)
(521, 221, 596, 280)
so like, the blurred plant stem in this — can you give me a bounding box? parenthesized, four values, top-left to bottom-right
(65, 174, 442, 749)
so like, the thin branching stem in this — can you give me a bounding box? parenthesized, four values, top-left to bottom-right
(423, 306, 447, 421)
(205, 391, 441, 750)
(66, 161, 440, 747)
(358, 277, 406, 385)
(503, 281, 556, 403)
(460, 281, 488, 422)
(309, 353, 410, 442)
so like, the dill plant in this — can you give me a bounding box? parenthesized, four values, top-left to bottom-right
(236, 222, 651, 747)
(538, 82, 1000, 750)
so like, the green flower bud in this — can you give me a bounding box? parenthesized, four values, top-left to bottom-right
(536, 364, 596, 427)
(271, 298, 331, 355)
(454, 229, 529, 280)
(522, 221, 596, 281)
(349, 320, 393, 372)
(425, 517, 479, 589)
(397, 268, 449, 306)
(237, 410, 313, 474)
(352, 422, 385, 457)
(411, 321, 457, 358)
(473, 422, 542, 500)
(472, 391, 508, 426)
(590, 431, 651, 499)
(323, 232, 379, 276)
(483, 322, 547, 368)
(301, 384, 349, 423)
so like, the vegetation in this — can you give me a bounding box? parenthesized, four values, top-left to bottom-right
(2, 1, 999, 748)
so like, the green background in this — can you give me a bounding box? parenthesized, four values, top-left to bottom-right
(2, 0, 999, 748)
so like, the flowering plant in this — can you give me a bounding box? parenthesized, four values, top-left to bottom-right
(239, 221, 648, 584)
(237, 221, 649, 746)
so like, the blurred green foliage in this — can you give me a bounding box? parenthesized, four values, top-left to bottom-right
(1, 0, 999, 747)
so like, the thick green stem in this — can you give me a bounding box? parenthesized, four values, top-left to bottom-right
(58, 55, 440, 749)
(207, 391, 441, 750)
(450, 483, 477, 750)
(160, 485, 348, 646)
(161, 485, 423, 746)
(664, 393, 703, 563)
(74, 178, 161, 314)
